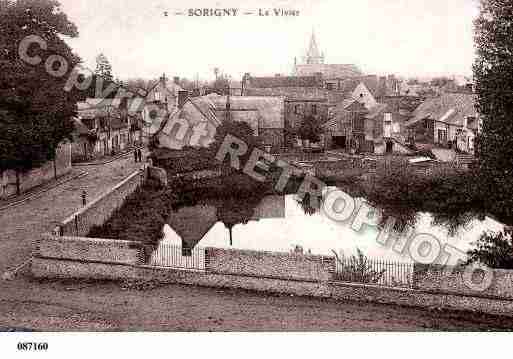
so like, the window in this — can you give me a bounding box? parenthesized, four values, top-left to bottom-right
(326, 83, 334, 90)
(383, 113, 392, 138)
(294, 104, 301, 115)
(437, 129, 448, 143)
(312, 104, 318, 115)
(154, 89, 161, 102)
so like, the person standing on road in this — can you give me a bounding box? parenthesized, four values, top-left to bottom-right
(134, 149, 138, 163)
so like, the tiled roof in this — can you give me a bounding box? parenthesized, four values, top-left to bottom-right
(406, 93, 477, 127)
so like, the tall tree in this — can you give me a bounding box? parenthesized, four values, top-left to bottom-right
(94, 53, 113, 83)
(0, 0, 81, 193)
(474, 0, 513, 225)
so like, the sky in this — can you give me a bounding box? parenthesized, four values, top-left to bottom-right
(57, 0, 480, 82)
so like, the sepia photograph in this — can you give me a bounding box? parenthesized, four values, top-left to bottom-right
(1, 0, 513, 356)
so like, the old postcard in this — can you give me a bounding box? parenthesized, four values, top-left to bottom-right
(1, 0, 513, 356)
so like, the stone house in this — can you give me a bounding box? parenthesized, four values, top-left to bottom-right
(154, 93, 286, 152)
(405, 93, 479, 154)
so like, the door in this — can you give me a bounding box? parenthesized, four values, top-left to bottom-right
(386, 140, 394, 153)
(333, 136, 346, 149)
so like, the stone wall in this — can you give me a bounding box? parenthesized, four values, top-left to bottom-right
(205, 247, 334, 282)
(59, 168, 145, 237)
(1, 142, 72, 199)
(37, 234, 143, 265)
(31, 257, 513, 318)
(414, 264, 513, 300)
(31, 233, 513, 317)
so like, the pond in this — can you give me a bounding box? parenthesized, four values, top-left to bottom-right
(157, 187, 504, 265)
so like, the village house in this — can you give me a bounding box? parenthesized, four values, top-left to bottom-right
(141, 74, 185, 143)
(73, 97, 143, 161)
(154, 93, 286, 153)
(284, 97, 329, 147)
(322, 93, 419, 154)
(405, 93, 479, 154)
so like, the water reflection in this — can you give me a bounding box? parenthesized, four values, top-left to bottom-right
(158, 188, 503, 264)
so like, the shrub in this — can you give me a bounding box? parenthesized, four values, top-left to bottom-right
(332, 248, 386, 284)
(467, 230, 513, 269)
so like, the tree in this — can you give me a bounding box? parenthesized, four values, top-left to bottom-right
(209, 120, 262, 170)
(0, 0, 81, 193)
(298, 115, 321, 142)
(94, 53, 113, 83)
(474, 0, 513, 226)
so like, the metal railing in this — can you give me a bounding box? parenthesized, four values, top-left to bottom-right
(148, 243, 206, 271)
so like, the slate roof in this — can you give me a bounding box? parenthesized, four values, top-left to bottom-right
(365, 103, 388, 120)
(294, 64, 362, 79)
(73, 118, 90, 136)
(248, 76, 320, 88)
(146, 80, 184, 103)
(338, 75, 386, 99)
(206, 94, 285, 129)
(77, 98, 143, 120)
(406, 93, 477, 127)
(77, 101, 120, 119)
(189, 95, 219, 126)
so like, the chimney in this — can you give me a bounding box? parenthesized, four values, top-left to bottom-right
(173, 76, 180, 85)
(159, 73, 167, 86)
(177, 90, 188, 109)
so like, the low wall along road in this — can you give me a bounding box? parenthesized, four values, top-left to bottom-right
(33, 164, 513, 318)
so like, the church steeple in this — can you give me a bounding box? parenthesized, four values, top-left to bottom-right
(304, 29, 324, 65)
